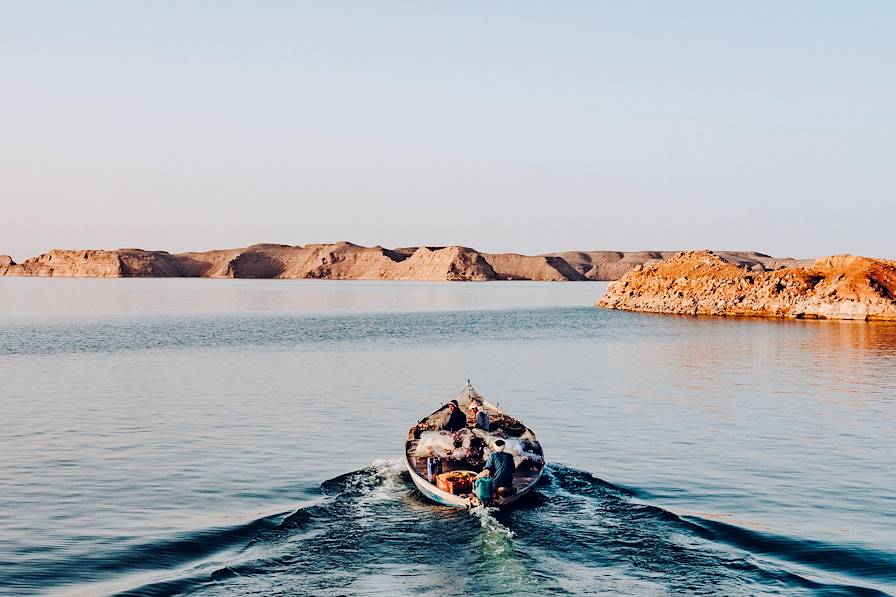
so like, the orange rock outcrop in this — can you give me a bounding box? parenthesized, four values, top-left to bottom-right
(597, 250, 896, 321)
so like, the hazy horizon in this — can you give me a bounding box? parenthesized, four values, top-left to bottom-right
(3, 3, 894, 261)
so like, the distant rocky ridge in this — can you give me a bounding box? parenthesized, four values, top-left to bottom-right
(0, 243, 810, 281)
(597, 250, 896, 321)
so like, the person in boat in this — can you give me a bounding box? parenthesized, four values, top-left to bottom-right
(472, 469, 494, 506)
(438, 399, 467, 432)
(477, 439, 515, 495)
(470, 401, 490, 431)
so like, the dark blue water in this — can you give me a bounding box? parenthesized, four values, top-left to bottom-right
(1, 279, 894, 596)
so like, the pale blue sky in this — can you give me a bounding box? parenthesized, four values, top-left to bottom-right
(2, 2, 894, 260)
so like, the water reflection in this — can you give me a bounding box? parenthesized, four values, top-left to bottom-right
(0, 278, 608, 318)
(1, 280, 894, 595)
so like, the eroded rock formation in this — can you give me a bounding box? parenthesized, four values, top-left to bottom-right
(1, 243, 807, 282)
(0, 255, 15, 275)
(597, 250, 896, 321)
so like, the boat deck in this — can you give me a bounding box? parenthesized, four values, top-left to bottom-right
(406, 440, 542, 494)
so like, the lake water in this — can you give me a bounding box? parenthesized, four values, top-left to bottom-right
(1, 279, 894, 596)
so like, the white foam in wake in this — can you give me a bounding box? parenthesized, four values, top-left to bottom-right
(341, 457, 406, 504)
(470, 504, 514, 539)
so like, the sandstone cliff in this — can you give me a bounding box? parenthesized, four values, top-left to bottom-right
(597, 250, 896, 321)
(1, 243, 807, 282)
(484, 253, 588, 281)
(0, 255, 15, 275)
(6, 250, 130, 277)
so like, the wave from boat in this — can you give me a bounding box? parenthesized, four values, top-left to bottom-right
(107, 462, 893, 596)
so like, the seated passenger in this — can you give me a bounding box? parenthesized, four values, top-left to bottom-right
(438, 400, 467, 432)
(478, 439, 515, 492)
(472, 403, 490, 431)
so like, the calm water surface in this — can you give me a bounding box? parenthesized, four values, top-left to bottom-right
(1, 279, 894, 596)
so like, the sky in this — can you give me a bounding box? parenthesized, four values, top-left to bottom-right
(2, 2, 894, 261)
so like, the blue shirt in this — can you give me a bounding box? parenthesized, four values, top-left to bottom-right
(474, 476, 494, 503)
(485, 450, 515, 488)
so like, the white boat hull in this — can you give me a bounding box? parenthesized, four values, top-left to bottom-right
(404, 451, 541, 509)
(405, 454, 472, 508)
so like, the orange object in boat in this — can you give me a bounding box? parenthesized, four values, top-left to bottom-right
(435, 471, 475, 495)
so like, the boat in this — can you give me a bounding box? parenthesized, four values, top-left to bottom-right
(404, 382, 545, 508)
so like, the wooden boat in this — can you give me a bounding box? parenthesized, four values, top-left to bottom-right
(404, 382, 545, 508)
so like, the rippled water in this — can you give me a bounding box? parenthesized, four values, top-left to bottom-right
(1, 279, 894, 596)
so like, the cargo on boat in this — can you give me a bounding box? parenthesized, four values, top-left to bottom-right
(404, 382, 545, 508)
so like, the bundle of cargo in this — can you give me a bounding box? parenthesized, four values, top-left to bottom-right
(489, 412, 527, 436)
(435, 471, 476, 495)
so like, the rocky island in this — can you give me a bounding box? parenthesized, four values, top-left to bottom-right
(597, 250, 896, 321)
(0, 243, 805, 282)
